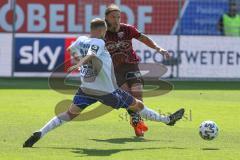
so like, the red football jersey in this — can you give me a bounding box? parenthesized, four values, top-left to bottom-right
(105, 23, 141, 68)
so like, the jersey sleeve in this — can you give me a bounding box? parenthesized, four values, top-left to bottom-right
(68, 38, 80, 56)
(87, 39, 105, 57)
(128, 25, 142, 39)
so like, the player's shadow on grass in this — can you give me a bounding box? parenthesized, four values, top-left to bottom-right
(47, 147, 185, 157)
(40, 146, 186, 157)
(73, 146, 186, 157)
(201, 148, 220, 151)
(71, 147, 182, 157)
(89, 137, 174, 144)
(73, 147, 159, 157)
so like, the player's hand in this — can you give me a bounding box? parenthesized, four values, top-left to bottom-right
(67, 65, 79, 73)
(156, 47, 171, 60)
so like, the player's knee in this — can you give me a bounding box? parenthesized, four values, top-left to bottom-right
(67, 104, 82, 119)
(136, 99, 144, 110)
(131, 92, 142, 101)
(130, 83, 143, 101)
(120, 83, 130, 92)
(66, 110, 79, 120)
(129, 99, 144, 112)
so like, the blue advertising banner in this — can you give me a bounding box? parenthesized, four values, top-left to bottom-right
(175, 0, 228, 35)
(15, 38, 65, 72)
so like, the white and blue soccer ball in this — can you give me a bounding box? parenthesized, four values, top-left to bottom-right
(199, 120, 219, 140)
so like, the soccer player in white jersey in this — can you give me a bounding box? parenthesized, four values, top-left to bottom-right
(23, 18, 184, 147)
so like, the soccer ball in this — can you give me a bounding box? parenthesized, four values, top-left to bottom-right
(199, 120, 219, 140)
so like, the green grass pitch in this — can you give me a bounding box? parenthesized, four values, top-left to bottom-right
(0, 78, 240, 160)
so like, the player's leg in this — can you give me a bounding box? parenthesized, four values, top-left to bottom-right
(22, 103, 83, 148)
(129, 99, 185, 126)
(129, 99, 169, 123)
(128, 69, 184, 124)
(120, 82, 139, 120)
(119, 82, 147, 136)
(38, 103, 83, 138)
(127, 82, 150, 136)
(128, 80, 143, 101)
(120, 82, 130, 93)
(127, 67, 165, 122)
(98, 88, 146, 136)
(23, 89, 97, 147)
(124, 65, 147, 136)
(115, 85, 185, 125)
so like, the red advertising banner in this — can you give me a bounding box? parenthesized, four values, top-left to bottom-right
(64, 38, 76, 72)
(0, 0, 182, 34)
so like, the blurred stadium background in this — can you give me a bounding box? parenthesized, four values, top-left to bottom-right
(1, 0, 240, 80)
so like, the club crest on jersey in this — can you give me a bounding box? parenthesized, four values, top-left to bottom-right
(91, 45, 99, 53)
(117, 32, 124, 39)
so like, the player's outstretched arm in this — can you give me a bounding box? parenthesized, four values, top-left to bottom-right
(66, 47, 81, 64)
(67, 54, 95, 73)
(137, 34, 170, 60)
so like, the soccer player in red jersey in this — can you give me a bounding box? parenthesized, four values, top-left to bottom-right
(104, 4, 171, 137)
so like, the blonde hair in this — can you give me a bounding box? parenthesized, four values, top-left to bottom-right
(105, 4, 121, 16)
(90, 18, 107, 30)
